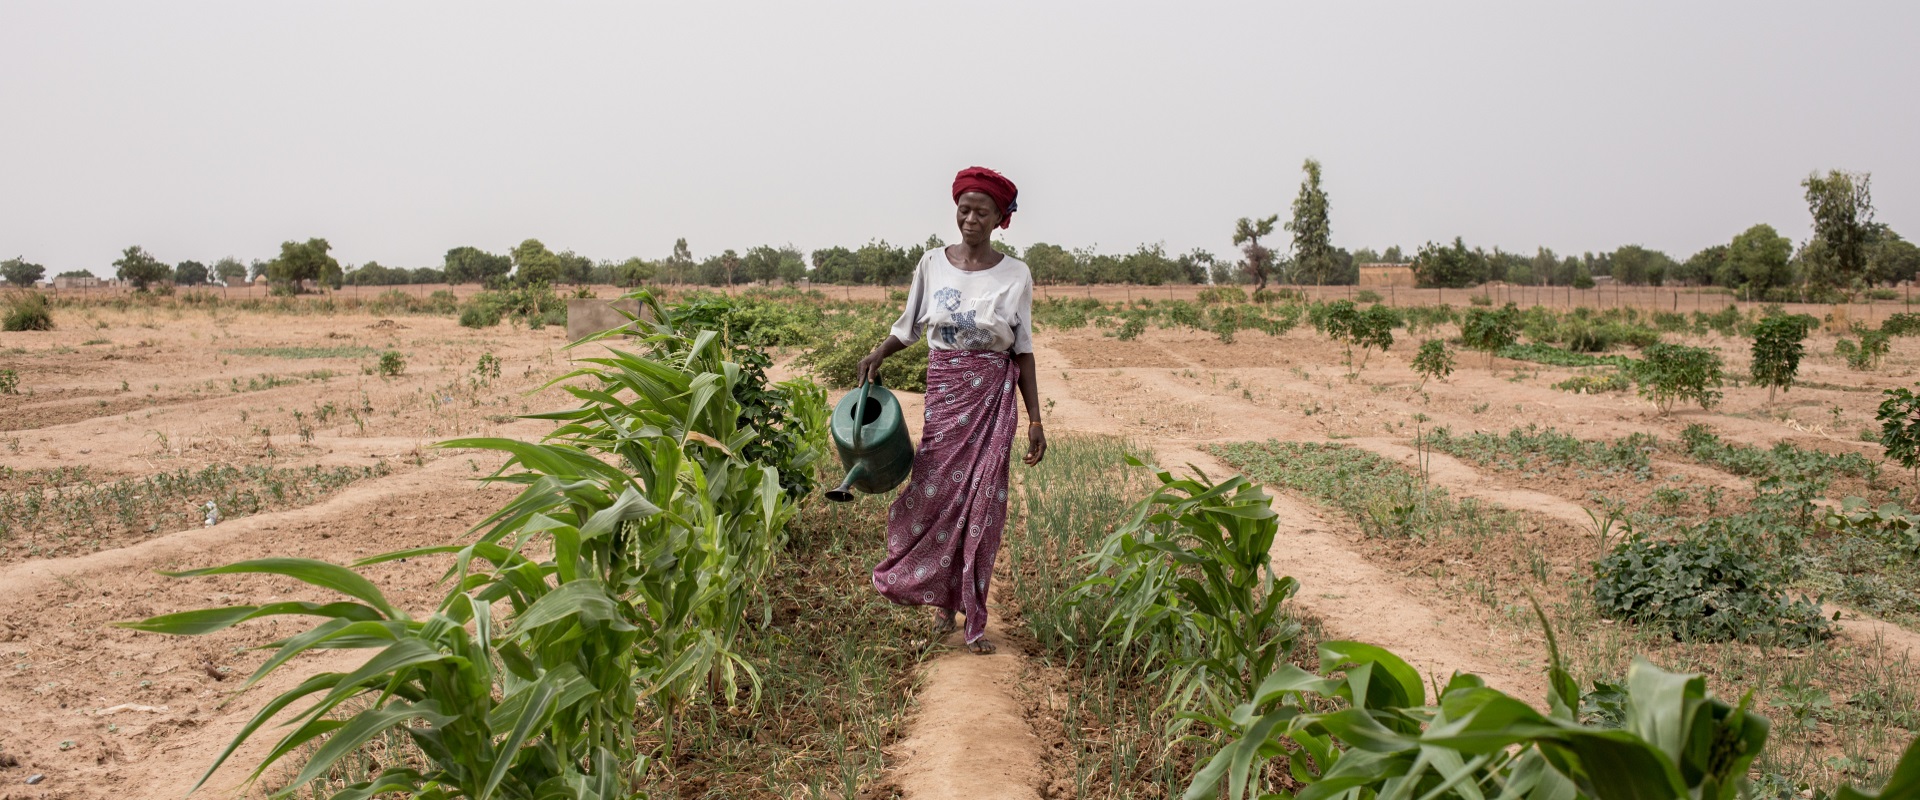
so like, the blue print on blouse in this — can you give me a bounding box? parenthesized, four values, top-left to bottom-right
(933, 287, 962, 312)
(937, 310, 996, 349)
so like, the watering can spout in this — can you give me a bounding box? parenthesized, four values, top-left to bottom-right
(824, 462, 867, 503)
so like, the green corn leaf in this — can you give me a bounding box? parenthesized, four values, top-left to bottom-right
(115, 601, 383, 635)
(275, 701, 455, 792)
(1320, 641, 1426, 708)
(183, 671, 345, 794)
(481, 671, 567, 800)
(513, 580, 637, 633)
(159, 558, 403, 620)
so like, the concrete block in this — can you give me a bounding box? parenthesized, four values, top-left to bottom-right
(566, 298, 646, 342)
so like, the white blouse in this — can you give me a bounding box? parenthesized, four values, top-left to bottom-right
(889, 249, 1034, 354)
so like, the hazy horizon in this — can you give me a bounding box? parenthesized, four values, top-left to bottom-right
(3, 1, 1916, 278)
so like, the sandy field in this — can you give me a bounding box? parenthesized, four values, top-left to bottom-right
(5, 291, 1920, 798)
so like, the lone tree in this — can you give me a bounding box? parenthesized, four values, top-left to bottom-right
(213, 257, 247, 285)
(1749, 314, 1817, 404)
(173, 260, 209, 286)
(2, 257, 46, 287)
(265, 238, 342, 292)
(1232, 214, 1281, 292)
(1287, 159, 1333, 286)
(511, 239, 563, 286)
(113, 246, 172, 291)
(1803, 169, 1875, 288)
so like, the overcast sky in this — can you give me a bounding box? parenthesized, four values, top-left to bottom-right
(3, 2, 1915, 276)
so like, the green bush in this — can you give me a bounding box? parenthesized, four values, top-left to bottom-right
(1882, 312, 1920, 337)
(1460, 304, 1519, 366)
(1593, 534, 1829, 646)
(1495, 343, 1635, 368)
(669, 292, 822, 347)
(0, 369, 17, 395)
(458, 303, 502, 328)
(1195, 285, 1247, 305)
(3, 291, 53, 331)
(1354, 289, 1383, 304)
(376, 350, 406, 377)
(795, 312, 929, 392)
(1632, 343, 1724, 414)
(1411, 339, 1453, 386)
(1749, 313, 1816, 401)
(1553, 371, 1631, 394)
(1844, 330, 1891, 371)
(1878, 387, 1920, 483)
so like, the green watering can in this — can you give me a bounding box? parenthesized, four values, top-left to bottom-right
(824, 379, 914, 503)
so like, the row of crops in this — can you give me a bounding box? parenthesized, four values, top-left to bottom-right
(105, 290, 1920, 798)
(119, 293, 832, 797)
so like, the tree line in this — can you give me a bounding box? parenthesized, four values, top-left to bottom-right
(6, 167, 1908, 295)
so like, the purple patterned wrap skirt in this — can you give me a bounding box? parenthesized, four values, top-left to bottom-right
(871, 349, 1020, 644)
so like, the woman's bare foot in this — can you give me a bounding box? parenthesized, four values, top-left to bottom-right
(932, 609, 957, 638)
(966, 638, 997, 655)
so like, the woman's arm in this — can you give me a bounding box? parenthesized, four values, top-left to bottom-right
(860, 257, 928, 385)
(1015, 352, 1045, 466)
(856, 336, 908, 385)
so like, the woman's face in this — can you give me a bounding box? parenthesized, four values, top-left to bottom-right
(954, 192, 1002, 244)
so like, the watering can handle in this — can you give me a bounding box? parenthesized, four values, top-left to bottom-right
(851, 378, 875, 450)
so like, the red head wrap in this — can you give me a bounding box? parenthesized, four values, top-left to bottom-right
(952, 166, 1019, 229)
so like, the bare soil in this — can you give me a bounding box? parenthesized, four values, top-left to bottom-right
(10, 294, 1920, 797)
(0, 307, 571, 798)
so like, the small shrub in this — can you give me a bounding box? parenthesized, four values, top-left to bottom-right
(1195, 285, 1247, 305)
(795, 313, 929, 392)
(377, 350, 406, 377)
(1114, 313, 1147, 341)
(1411, 339, 1454, 387)
(1878, 386, 1920, 484)
(458, 303, 502, 328)
(1593, 534, 1829, 646)
(1845, 330, 1891, 371)
(1498, 343, 1635, 369)
(1460, 303, 1519, 367)
(0, 369, 18, 395)
(1354, 289, 1383, 304)
(1632, 343, 1723, 414)
(1868, 288, 1900, 301)
(1749, 313, 1816, 402)
(3, 291, 53, 331)
(1553, 371, 1631, 394)
(474, 352, 502, 381)
(1468, 293, 1492, 306)
(1882, 312, 1920, 337)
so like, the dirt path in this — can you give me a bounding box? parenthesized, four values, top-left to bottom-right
(886, 632, 1046, 800)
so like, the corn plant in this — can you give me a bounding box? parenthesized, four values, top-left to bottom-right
(1065, 459, 1298, 724)
(1186, 628, 1785, 800)
(118, 293, 827, 798)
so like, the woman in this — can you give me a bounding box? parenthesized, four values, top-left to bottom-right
(857, 166, 1046, 655)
